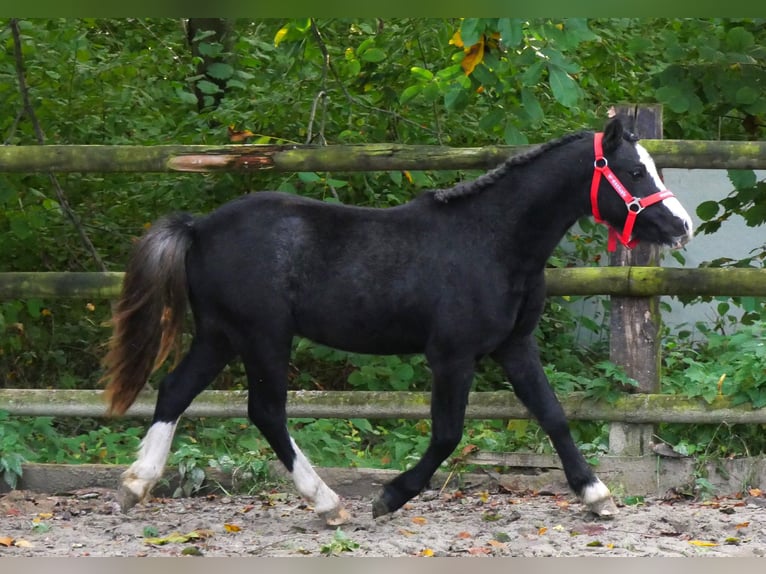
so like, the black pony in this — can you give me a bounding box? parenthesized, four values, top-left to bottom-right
(103, 117, 692, 524)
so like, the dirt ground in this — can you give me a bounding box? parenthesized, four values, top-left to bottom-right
(3, 481, 766, 557)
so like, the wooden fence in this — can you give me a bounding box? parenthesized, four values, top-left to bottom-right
(1, 108, 765, 476)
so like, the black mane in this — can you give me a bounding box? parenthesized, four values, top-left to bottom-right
(433, 130, 590, 203)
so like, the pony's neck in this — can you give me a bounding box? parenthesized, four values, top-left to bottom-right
(486, 142, 594, 267)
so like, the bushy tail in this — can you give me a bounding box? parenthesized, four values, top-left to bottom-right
(102, 213, 195, 416)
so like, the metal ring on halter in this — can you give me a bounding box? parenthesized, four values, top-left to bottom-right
(594, 157, 608, 169)
(626, 198, 644, 213)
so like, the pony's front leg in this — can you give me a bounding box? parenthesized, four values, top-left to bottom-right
(492, 335, 618, 517)
(118, 421, 177, 511)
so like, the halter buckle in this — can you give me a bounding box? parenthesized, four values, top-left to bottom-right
(626, 198, 644, 214)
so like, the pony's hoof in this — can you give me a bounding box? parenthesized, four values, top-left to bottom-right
(322, 506, 351, 526)
(117, 485, 141, 513)
(371, 496, 390, 519)
(587, 496, 619, 518)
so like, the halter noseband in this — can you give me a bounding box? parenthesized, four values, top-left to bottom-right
(590, 132, 675, 252)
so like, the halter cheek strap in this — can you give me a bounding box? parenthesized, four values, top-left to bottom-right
(590, 132, 675, 252)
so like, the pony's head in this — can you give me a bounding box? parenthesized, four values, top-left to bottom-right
(591, 117, 693, 250)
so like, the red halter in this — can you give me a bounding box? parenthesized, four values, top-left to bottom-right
(590, 132, 675, 252)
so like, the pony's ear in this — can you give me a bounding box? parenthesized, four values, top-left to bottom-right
(602, 117, 624, 154)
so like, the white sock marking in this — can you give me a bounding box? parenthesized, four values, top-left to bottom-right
(289, 437, 340, 514)
(122, 421, 177, 498)
(582, 478, 611, 505)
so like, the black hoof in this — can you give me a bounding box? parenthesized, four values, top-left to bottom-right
(372, 496, 390, 519)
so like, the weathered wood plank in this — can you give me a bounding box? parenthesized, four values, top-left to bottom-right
(2, 268, 765, 300)
(1, 140, 765, 173)
(1, 388, 764, 424)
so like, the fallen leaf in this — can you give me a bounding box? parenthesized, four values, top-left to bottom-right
(488, 540, 506, 548)
(398, 529, 416, 537)
(689, 540, 718, 547)
(412, 516, 427, 525)
(0, 536, 14, 547)
(224, 523, 241, 533)
(538, 527, 548, 535)
(494, 532, 511, 543)
(419, 548, 434, 557)
(241, 505, 255, 513)
(14, 539, 33, 548)
(748, 488, 762, 497)
(37, 513, 53, 520)
(181, 546, 204, 556)
(586, 540, 603, 547)
(725, 537, 741, 545)
(735, 522, 750, 529)
(482, 511, 502, 522)
(461, 444, 479, 457)
(467, 547, 491, 555)
(478, 490, 490, 503)
(5, 508, 21, 517)
(556, 500, 570, 509)
(552, 525, 565, 531)
(456, 531, 472, 539)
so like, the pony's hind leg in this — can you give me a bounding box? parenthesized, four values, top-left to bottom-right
(373, 353, 475, 518)
(241, 340, 349, 526)
(492, 335, 618, 517)
(118, 334, 233, 512)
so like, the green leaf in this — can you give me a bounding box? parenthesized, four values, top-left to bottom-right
(497, 18, 523, 47)
(298, 172, 322, 183)
(197, 42, 223, 58)
(521, 60, 545, 86)
(400, 84, 422, 105)
(521, 88, 544, 125)
(655, 85, 689, 113)
(444, 85, 469, 111)
(196, 79, 221, 95)
(503, 122, 527, 145)
(735, 86, 759, 106)
(460, 18, 483, 47)
(696, 200, 720, 221)
(206, 62, 234, 80)
(725, 26, 754, 52)
(547, 64, 579, 108)
(410, 66, 433, 81)
(727, 169, 757, 190)
(743, 203, 766, 227)
(361, 48, 386, 63)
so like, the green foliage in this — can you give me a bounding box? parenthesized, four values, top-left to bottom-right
(0, 410, 29, 488)
(320, 528, 360, 555)
(169, 443, 208, 498)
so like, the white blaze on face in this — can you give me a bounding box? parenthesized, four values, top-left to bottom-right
(636, 143, 694, 241)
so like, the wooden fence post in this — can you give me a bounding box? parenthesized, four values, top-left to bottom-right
(608, 104, 664, 456)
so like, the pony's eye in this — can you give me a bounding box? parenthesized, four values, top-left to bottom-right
(630, 166, 645, 180)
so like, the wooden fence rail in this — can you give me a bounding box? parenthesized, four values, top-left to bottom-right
(1, 389, 764, 425)
(1, 140, 766, 173)
(2, 268, 766, 300)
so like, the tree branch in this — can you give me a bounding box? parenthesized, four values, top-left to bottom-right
(10, 18, 106, 272)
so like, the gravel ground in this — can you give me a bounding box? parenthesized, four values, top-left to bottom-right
(3, 484, 766, 557)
